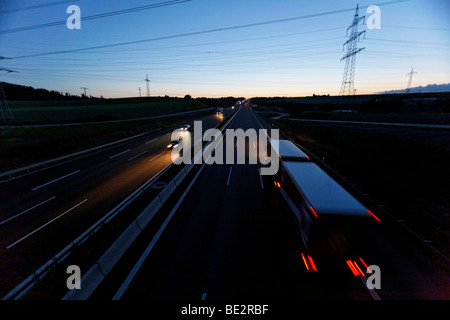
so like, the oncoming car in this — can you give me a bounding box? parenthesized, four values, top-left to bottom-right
(167, 137, 182, 149)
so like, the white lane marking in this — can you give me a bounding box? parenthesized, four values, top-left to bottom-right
(258, 168, 264, 189)
(227, 167, 233, 186)
(113, 107, 241, 301)
(252, 111, 270, 139)
(7, 199, 88, 249)
(149, 152, 165, 162)
(109, 149, 131, 159)
(31, 170, 80, 191)
(5, 162, 175, 301)
(0, 196, 56, 226)
(145, 138, 156, 144)
(128, 151, 147, 161)
(201, 293, 207, 300)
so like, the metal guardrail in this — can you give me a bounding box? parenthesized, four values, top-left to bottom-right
(2, 162, 171, 300)
(2, 109, 233, 300)
(0, 108, 215, 182)
(62, 108, 240, 300)
(285, 118, 450, 130)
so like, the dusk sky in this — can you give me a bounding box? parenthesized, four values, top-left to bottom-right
(0, 0, 449, 98)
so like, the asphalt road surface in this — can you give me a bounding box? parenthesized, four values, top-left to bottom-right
(0, 110, 230, 297)
(2, 105, 448, 300)
(117, 106, 449, 301)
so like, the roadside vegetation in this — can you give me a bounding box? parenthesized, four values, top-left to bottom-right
(0, 94, 244, 173)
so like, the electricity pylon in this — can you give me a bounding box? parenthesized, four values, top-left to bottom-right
(80, 87, 89, 97)
(0, 81, 14, 122)
(406, 68, 417, 93)
(339, 4, 366, 96)
(144, 74, 151, 97)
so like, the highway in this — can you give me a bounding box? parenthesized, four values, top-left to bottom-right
(1, 104, 448, 301)
(0, 110, 230, 297)
(108, 105, 449, 301)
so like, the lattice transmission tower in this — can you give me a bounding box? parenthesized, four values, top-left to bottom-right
(405, 68, 417, 93)
(339, 4, 366, 96)
(0, 82, 14, 122)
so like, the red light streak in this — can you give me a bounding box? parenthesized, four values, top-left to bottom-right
(367, 209, 381, 221)
(346, 260, 360, 276)
(309, 206, 318, 218)
(353, 261, 365, 277)
(359, 257, 371, 273)
(308, 255, 317, 272)
(301, 252, 309, 271)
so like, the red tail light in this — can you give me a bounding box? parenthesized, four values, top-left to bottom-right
(309, 206, 318, 218)
(301, 253, 317, 272)
(301, 252, 309, 271)
(353, 261, 365, 277)
(308, 255, 317, 272)
(367, 209, 381, 221)
(359, 257, 371, 273)
(346, 260, 360, 276)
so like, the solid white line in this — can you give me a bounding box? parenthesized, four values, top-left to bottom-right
(7, 199, 88, 249)
(113, 160, 206, 300)
(145, 138, 156, 144)
(252, 111, 270, 139)
(227, 167, 233, 186)
(258, 168, 264, 189)
(128, 151, 147, 161)
(149, 152, 165, 162)
(0, 196, 56, 226)
(109, 149, 131, 159)
(31, 170, 80, 191)
(4, 163, 174, 301)
(113, 107, 241, 301)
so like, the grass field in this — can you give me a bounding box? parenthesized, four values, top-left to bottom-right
(0, 98, 212, 172)
(6, 97, 207, 123)
(265, 116, 450, 258)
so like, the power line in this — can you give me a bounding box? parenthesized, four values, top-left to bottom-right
(7, 0, 408, 59)
(0, 0, 79, 14)
(0, 0, 191, 34)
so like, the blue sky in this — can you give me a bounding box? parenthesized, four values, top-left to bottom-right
(0, 0, 449, 98)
